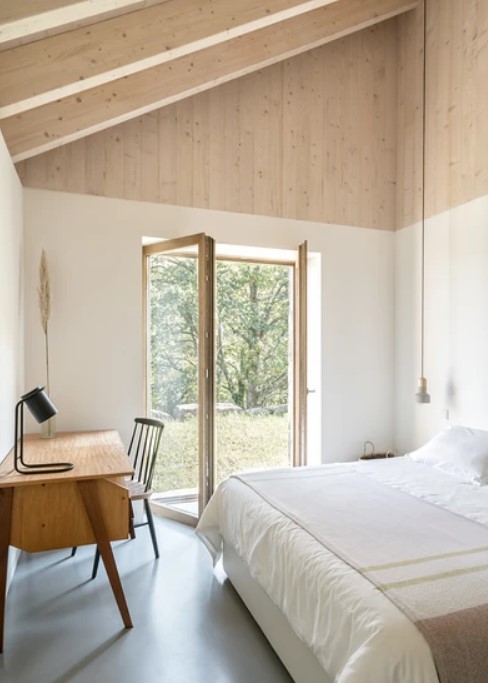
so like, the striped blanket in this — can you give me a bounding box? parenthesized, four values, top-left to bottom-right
(235, 469, 488, 683)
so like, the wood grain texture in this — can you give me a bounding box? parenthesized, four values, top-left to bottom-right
(0, 0, 81, 23)
(0, 430, 133, 644)
(0, 487, 13, 653)
(9, 478, 129, 551)
(397, 0, 488, 227)
(0, 0, 343, 110)
(395, 6, 423, 229)
(0, 0, 169, 51)
(16, 22, 399, 230)
(0, 0, 415, 160)
(0, 430, 133, 487)
(77, 479, 132, 628)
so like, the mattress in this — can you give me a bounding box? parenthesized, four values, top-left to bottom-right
(197, 457, 488, 683)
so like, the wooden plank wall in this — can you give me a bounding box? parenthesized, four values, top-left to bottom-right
(397, 0, 488, 227)
(16, 20, 399, 231)
(395, 6, 423, 229)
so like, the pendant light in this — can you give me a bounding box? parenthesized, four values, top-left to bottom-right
(415, 0, 431, 404)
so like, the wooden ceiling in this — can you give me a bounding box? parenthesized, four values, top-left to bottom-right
(0, 0, 417, 162)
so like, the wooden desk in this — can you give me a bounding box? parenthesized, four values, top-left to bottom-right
(0, 430, 134, 652)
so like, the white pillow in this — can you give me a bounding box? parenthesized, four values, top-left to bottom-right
(406, 425, 488, 484)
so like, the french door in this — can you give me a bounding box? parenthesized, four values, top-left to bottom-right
(143, 234, 214, 522)
(143, 235, 307, 524)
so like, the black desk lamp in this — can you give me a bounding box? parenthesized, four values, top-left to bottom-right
(14, 387, 74, 474)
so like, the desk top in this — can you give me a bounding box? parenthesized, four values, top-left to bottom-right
(0, 430, 133, 487)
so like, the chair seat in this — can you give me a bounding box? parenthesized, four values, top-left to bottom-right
(128, 480, 152, 500)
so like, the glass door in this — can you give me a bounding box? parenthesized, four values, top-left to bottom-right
(144, 237, 308, 522)
(143, 234, 215, 523)
(214, 258, 294, 484)
(213, 241, 308, 483)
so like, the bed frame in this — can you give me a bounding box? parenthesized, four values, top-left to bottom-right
(222, 541, 332, 683)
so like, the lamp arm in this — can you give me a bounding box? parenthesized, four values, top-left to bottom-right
(14, 400, 24, 473)
(14, 396, 74, 474)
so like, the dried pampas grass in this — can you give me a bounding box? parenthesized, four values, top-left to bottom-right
(38, 249, 51, 335)
(38, 249, 51, 394)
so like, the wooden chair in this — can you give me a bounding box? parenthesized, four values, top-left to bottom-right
(91, 417, 165, 579)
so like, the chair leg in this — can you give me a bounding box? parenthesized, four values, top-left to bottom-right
(71, 547, 77, 557)
(129, 500, 136, 540)
(92, 548, 101, 579)
(144, 499, 159, 559)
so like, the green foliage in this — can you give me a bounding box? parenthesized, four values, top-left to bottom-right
(152, 413, 290, 493)
(216, 262, 290, 409)
(149, 257, 199, 416)
(214, 412, 290, 483)
(153, 417, 199, 493)
(149, 257, 291, 493)
(149, 257, 291, 415)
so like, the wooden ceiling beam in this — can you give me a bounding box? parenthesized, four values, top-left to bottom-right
(0, 0, 170, 51)
(1, 0, 417, 162)
(0, 0, 341, 116)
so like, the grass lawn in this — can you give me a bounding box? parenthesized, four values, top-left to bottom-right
(152, 412, 290, 494)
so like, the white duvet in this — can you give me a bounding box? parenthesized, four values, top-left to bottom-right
(197, 457, 488, 683)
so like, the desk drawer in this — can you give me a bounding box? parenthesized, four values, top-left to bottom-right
(10, 478, 130, 552)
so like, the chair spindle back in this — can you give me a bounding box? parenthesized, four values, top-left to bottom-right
(128, 418, 164, 491)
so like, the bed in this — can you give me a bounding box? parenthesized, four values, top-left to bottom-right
(197, 431, 488, 683)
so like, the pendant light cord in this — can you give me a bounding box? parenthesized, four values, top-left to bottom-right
(420, 0, 427, 378)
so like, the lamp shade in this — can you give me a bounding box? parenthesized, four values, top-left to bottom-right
(21, 387, 57, 423)
(415, 377, 431, 404)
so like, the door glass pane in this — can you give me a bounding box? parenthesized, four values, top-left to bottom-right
(147, 249, 199, 516)
(215, 261, 293, 484)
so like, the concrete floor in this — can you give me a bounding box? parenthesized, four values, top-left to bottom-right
(0, 518, 292, 683)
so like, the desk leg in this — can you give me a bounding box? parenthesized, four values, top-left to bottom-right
(77, 480, 133, 629)
(0, 487, 13, 653)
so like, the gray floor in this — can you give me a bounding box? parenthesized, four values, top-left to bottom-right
(0, 517, 292, 683)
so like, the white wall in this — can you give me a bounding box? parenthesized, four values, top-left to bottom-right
(23, 188, 395, 462)
(0, 131, 23, 587)
(321, 226, 394, 460)
(0, 134, 23, 459)
(395, 194, 488, 452)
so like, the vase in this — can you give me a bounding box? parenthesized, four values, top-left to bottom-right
(41, 414, 56, 439)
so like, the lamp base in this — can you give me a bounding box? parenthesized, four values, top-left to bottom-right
(14, 460, 74, 475)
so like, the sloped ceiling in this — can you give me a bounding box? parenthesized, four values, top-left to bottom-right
(0, 0, 417, 161)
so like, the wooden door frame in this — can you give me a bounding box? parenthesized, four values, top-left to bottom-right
(142, 233, 215, 520)
(293, 241, 308, 467)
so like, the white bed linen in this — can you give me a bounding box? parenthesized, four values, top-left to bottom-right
(197, 458, 488, 683)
